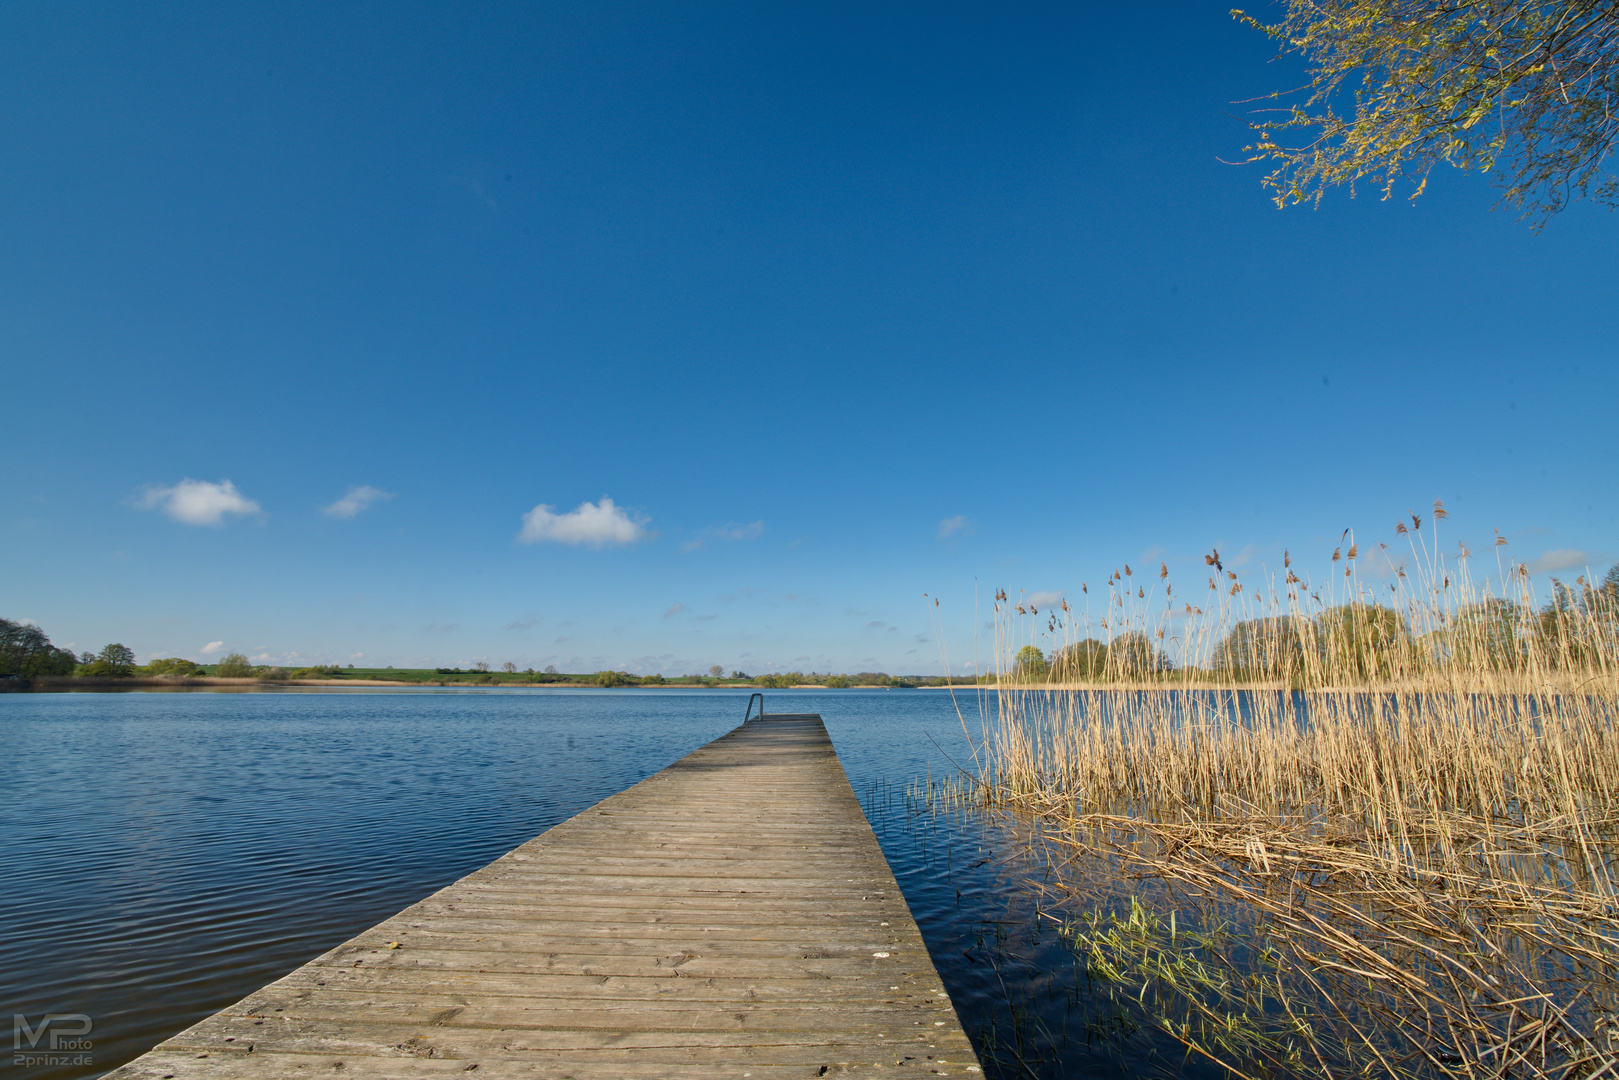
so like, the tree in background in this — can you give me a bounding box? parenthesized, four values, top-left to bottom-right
(1109, 631, 1173, 677)
(1236, 1, 1619, 223)
(1592, 564, 1619, 636)
(0, 618, 79, 677)
(1312, 604, 1407, 680)
(1440, 597, 1532, 671)
(215, 653, 254, 678)
(79, 643, 137, 677)
(1012, 645, 1048, 680)
(709, 665, 725, 678)
(501, 661, 517, 673)
(1212, 617, 1307, 680)
(1537, 569, 1619, 669)
(1051, 639, 1108, 681)
(144, 657, 201, 677)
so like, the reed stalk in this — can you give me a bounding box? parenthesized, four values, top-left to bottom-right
(965, 506, 1619, 1079)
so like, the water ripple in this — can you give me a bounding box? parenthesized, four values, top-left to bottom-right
(2, 687, 1157, 1080)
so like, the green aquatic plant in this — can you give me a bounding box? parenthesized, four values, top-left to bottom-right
(1065, 897, 1314, 1077)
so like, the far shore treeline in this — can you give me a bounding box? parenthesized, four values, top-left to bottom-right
(7, 561, 1615, 690)
(0, 622, 975, 688)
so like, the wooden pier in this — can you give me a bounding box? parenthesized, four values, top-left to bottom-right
(108, 714, 982, 1078)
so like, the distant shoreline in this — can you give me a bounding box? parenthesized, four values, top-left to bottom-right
(8, 676, 975, 691)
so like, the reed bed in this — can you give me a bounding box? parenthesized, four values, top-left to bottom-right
(953, 505, 1619, 1080)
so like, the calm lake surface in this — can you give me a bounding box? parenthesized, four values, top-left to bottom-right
(2, 688, 1203, 1080)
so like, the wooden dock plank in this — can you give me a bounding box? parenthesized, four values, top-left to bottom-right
(106, 715, 982, 1078)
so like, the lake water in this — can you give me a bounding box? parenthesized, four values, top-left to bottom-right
(2, 688, 1203, 1080)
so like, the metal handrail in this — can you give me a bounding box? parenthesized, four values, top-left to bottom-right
(743, 692, 764, 722)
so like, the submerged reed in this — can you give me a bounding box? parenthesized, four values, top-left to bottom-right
(957, 505, 1619, 1080)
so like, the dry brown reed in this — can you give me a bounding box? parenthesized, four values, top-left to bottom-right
(963, 506, 1619, 1080)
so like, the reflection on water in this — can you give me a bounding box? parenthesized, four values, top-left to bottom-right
(3, 688, 1199, 1080)
(865, 779, 1229, 1080)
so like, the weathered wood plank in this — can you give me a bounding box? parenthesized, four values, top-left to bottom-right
(105, 715, 982, 1078)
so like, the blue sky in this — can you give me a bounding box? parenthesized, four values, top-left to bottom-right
(4, 1, 1615, 674)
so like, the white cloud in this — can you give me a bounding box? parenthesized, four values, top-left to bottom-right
(937, 515, 975, 539)
(518, 497, 648, 548)
(139, 479, 260, 526)
(323, 485, 392, 518)
(681, 520, 765, 552)
(1229, 544, 1266, 568)
(664, 603, 686, 618)
(1529, 549, 1593, 575)
(201, 641, 226, 655)
(1026, 590, 1064, 610)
